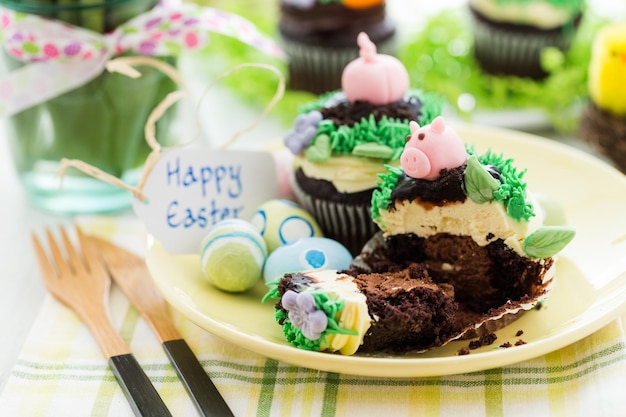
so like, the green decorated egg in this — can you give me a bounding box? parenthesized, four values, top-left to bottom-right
(200, 219, 267, 292)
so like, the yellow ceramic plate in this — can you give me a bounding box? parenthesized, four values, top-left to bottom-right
(146, 125, 626, 377)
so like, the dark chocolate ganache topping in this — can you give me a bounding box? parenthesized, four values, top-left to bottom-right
(390, 163, 467, 206)
(320, 95, 424, 128)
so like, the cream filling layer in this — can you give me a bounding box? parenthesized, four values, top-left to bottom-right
(301, 270, 372, 355)
(376, 196, 545, 256)
(470, 0, 576, 29)
(294, 155, 398, 194)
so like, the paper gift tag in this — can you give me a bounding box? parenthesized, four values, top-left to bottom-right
(134, 147, 278, 254)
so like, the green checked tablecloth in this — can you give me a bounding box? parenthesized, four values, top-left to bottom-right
(1, 216, 626, 417)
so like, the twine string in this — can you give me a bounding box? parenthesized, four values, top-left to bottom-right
(193, 62, 285, 150)
(58, 60, 285, 202)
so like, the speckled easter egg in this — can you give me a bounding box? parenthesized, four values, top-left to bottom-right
(250, 199, 323, 253)
(200, 219, 267, 292)
(263, 237, 353, 283)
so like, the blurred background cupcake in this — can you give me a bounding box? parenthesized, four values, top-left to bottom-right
(278, 0, 397, 94)
(468, 0, 585, 79)
(283, 33, 443, 255)
(578, 22, 626, 172)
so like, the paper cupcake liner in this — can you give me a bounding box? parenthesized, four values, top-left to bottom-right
(468, 12, 578, 79)
(353, 232, 556, 344)
(279, 35, 397, 94)
(291, 179, 379, 256)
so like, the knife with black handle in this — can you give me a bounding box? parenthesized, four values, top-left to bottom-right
(92, 236, 234, 417)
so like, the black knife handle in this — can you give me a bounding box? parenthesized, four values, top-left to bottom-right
(163, 339, 234, 417)
(108, 354, 172, 417)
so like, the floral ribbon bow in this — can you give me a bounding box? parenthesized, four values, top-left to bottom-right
(0, 2, 285, 117)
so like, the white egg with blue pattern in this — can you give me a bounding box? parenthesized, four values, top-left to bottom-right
(250, 199, 323, 253)
(263, 237, 353, 283)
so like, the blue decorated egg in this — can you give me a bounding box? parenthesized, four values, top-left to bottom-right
(200, 219, 267, 293)
(250, 199, 323, 253)
(263, 237, 353, 283)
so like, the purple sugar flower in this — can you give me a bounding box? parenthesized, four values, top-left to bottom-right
(283, 110, 322, 155)
(282, 290, 328, 340)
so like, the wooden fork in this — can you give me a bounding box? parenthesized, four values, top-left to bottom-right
(32, 226, 172, 417)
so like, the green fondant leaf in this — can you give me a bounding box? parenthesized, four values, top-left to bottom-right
(305, 134, 331, 162)
(464, 155, 500, 204)
(352, 143, 395, 159)
(523, 226, 576, 259)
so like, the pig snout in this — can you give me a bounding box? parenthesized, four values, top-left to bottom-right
(401, 147, 431, 179)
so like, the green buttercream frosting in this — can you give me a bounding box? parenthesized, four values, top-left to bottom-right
(371, 165, 404, 223)
(302, 90, 443, 162)
(471, 146, 535, 222)
(523, 226, 576, 258)
(275, 308, 322, 351)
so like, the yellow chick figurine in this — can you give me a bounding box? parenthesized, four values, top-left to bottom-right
(588, 22, 626, 116)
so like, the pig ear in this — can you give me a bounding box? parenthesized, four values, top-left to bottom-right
(409, 120, 420, 134)
(430, 116, 446, 134)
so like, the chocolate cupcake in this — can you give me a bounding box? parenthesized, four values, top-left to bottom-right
(283, 33, 443, 255)
(361, 116, 575, 339)
(468, 0, 584, 79)
(278, 0, 396, 94)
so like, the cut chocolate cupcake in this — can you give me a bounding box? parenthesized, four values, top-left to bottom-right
(267, 117, 575, 355)
(265, 265, 458, 355)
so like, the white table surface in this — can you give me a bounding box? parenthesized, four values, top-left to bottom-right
(2, 0, 625, 394)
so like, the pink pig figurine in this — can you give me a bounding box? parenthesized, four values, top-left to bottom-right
(341, 32, 409, 105)
(400, 116, 468, 180)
